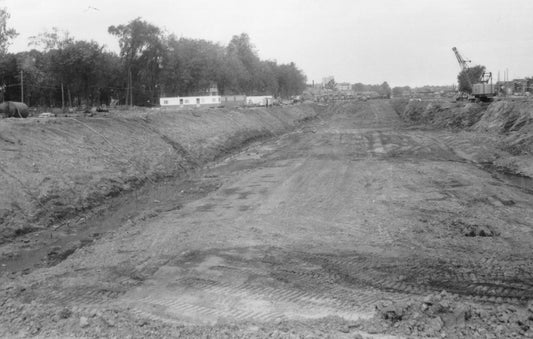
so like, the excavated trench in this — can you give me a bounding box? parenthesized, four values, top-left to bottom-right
(0, 174, 222, 273)
(0, 104, 323, 275)
(1, 100, 532, 338)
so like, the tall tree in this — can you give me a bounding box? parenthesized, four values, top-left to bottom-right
(0, 7, 17, 55)
(458, 65, 485, 94)
(379, 81, 391, 98)
(392, 86, 411, 97)
(227, 33, 261, 93)
(276, 62, 307, 98)
(28, 27, 73, 51)
(108, 18, 164, 105)
(160, 36, 225, 96)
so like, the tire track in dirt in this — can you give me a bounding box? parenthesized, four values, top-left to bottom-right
(47, 286, 128, 306)
(125, 276, 377, 323)
(301, 252, 533, 302)
(118, 247, 418, 324)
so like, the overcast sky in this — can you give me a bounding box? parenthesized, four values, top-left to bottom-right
(2, 0, 533, 87)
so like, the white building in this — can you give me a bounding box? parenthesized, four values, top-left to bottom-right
(336, 82, 352, 91)
(160, 96, 221, 108)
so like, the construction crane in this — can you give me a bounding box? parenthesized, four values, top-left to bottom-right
(451, 47, 496, 101)
(452, 47, 472, 100)
(452, 47, 470, 71)
(452, 47, 471, 71)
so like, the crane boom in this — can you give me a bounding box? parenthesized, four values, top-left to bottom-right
(452, 47, 470, 71)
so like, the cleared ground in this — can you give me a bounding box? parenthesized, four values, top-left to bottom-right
(1, 100, 532, 338)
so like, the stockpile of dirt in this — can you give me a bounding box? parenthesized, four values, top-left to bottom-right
(354, 291, 533, 338)
(473, 100, 533, 177)
(0, 105, 319, 244)
(392, 99, 485, 129)
(392, 98, 533, 177)
(473, 100, 533, 154)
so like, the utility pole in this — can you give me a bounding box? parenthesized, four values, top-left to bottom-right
(129, 68, 133, 108)
(20, 70, 23, 103)
(61, 83, 65, 112)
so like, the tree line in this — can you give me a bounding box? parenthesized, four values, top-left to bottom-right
(0, 14, 307, 107)
(351, 82, 391, 98)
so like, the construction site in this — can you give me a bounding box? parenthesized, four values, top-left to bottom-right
(0, 88, 532, 338)
(1, 1, 533, 338)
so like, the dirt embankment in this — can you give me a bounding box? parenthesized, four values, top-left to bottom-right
(0, 104, 321, 243)
(356, 291, 533, 338)
(392, 98, 533, 177)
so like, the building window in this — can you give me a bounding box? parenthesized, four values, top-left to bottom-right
(185, 99, 189, 104)
(196, 98, 200, 104)
(163, 100, 168, 105)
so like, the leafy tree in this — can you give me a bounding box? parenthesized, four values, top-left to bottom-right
(16, 28, 123, 107)
(226, 33, 260, 93)
(0, 7, 17, 55)
(392, 86, 411, 97)
(28, 27, 73, 51)
(0, 53, 19, 100)
(108, 18, 164, 105)
(0, 16, 308, 106)
(43, 39, 110, 106)
(379, 81, 391, 98)
(257, 60, 279, 96)
(458, 65, 485, 94)
(17, 50, 50, 105)
(160, 36, 225, 96)
(352, 83, 366, 92)
(276, 62, 306, 97)
(159, 32, 306, 98)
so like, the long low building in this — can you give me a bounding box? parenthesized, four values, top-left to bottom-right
(160, 96, 221, 108)
(161, 95, 275, 108)
(222, 95, 247, 107)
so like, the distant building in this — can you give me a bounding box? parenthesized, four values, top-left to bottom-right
(221, 95, 247, 107)
(336, 82, 352, 91)
(160, 82, 222, 108)
(160, 96, 221, 108)
(495, 78, 532, 96)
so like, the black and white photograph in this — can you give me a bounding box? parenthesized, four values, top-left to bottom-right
(0, 0, 532, 337)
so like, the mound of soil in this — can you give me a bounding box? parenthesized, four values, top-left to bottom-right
(392, 99, 485, 129)
(355, 291, 533, 338)
(392, 98, 533, 178)
(473, 100, 533, 156)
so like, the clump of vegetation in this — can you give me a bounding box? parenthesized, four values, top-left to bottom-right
(457, 65, 486, 94)
(0, 12, 307, 107)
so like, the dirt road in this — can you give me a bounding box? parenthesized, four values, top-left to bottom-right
(1, 100, 532, 337)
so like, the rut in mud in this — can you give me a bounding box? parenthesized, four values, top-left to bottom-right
(1, 100, 532, 338)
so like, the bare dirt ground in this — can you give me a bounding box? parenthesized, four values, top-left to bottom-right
(1, 100, 532, 338)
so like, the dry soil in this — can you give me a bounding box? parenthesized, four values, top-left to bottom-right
(0, 100, 532, 338)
